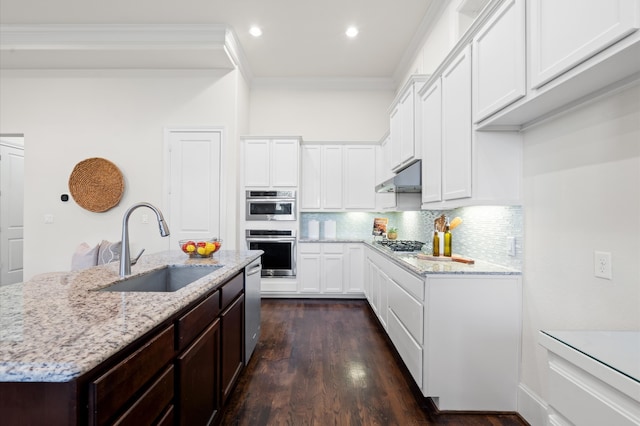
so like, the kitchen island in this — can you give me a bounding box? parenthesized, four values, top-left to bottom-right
(0, 249, 262, 425)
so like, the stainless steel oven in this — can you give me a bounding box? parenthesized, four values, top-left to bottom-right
(246, 229, 296, 277)
(245, 190, 296, 221)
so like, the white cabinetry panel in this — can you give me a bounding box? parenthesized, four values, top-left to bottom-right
(472, 0, 526, 122)
(300, 145, 321, 209)
(243, 137, 299, 188)
(321, 146, 344, 209)
(419, 80, 442, 204)
(344, 145, 376, 209)
(529, 0, 640, 89)
(441, 45, 472, 201)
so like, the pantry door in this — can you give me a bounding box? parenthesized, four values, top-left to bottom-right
(165, 128, 223, 250)
(0, 139, 24, 285)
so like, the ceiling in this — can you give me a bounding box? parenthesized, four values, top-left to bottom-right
(0, 0, 442, 85)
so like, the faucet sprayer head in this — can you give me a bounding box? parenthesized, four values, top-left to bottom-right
(158, 219, 170, 237)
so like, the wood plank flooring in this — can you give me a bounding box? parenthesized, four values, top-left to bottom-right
(221, 299, 529, 426)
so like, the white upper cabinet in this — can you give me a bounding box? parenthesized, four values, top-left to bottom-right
(300, 144, 377, 211)
(243, 137, 300, 188)
(472, 0, 526, 122)
(300, 145, 321, 209)
(321, 145, 344, 209)
(344, 145, 376, 209)
(389, 76, 428, 173)
(419, 80, 443, 205)
(441, 45, 473, 201)
(529, 0, 640, 90)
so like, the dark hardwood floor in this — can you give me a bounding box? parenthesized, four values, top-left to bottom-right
(221, 299, 528, 426)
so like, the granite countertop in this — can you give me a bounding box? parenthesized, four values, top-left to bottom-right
(0, 250, 262, 383)
(300, 239, 520, 276)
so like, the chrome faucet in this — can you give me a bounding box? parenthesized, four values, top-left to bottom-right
(119, 202, 170, 277)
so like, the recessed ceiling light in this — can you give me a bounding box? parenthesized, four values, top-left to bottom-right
(249, 26, 262, 37)
(346, 26, 359, 38)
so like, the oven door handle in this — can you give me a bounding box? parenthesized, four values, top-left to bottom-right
(247, 238, 296, 243)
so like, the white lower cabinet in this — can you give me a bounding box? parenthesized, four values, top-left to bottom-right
(364, 246, 522, 412)
(297, 243, 364, 296)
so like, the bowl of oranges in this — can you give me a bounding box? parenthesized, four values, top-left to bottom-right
(179, 238, 222, 258)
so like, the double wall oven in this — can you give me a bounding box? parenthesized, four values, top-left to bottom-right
(245, 230, 296, 277)
(245, 190, 297, 277)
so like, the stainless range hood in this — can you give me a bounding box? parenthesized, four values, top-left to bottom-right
(375, 160, 422, 193)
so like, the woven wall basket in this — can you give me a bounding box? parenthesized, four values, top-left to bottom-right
(69, 157, 124, 213)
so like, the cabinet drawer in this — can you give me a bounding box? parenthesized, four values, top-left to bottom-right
(221, 272, 244, 310)
(176, 290, 220, 351)
(387, 309, 423, 388)
(388, 279, 423, 344)
(156, 405, 174, 426)
(112, 365, 174, 426)
(89, 325, 175, 426)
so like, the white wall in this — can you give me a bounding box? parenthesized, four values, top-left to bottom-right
(0, 68, 243, 278)
(249, 86, 392, 142)
(520, 84, 640, 400)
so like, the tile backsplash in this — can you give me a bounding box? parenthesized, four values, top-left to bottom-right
(300, 205, 523, 270)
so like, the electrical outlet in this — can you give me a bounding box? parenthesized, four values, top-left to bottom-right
(594, 251, 612, 280)
(44, 214, 54, 224)
(141, 214, 149, 224)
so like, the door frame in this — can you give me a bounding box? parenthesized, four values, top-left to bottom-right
(162, 127, 227, 247)
(0, 135, 25, 286)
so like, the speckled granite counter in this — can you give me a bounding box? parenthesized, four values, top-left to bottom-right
(300, 239, 520, 276)
(0, 250, 261, 383)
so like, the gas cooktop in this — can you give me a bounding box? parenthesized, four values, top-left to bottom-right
(376, 240, 425, 252)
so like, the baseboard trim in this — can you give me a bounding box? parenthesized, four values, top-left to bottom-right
(517, 383, 548, 426)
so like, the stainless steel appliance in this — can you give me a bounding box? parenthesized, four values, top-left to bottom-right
(375, 160, 422, 193)
(244, 257, 262, 363)
(245, 229, 296, 277)
(245, 190, 296, 221)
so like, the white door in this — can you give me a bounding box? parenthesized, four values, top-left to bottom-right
(166, 129, 222, 248)
(0, 141, 24, 285)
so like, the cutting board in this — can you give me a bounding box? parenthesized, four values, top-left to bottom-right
(416, 253, 475, 264)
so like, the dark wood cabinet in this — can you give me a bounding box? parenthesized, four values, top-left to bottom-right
(0, 268, 250, 426)
(221, 293, 245, 404)
(176, 318, 221, 426)
(89, 325, 175, 426)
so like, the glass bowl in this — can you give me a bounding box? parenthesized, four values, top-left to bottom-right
(179, 238, 222, 258)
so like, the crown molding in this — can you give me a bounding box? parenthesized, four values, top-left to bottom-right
(0, 24, 245, 71)
(251, 77, 395, 91)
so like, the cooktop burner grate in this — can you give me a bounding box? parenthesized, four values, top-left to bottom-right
(377, 240, 425, 252)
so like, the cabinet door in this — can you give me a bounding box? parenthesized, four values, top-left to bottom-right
(321, 145, 344, 209)
(441, 45, 472, 201)
(271, 139, 299, 187)
(300, 145, 322, 209)
(389, 104, 402, 170)
(344, 145, 376, 209)
(322, 244, 344, 293)
(220, 295, 244, 404)
(419, 80, 443, 204)
(345, 244, 364, 294)
(398, 87, 416, 168)
(529, 0, 640, 89)
(244, 139, 270, 187)
(473, 0, 525, 122)
(298, 243, 321, 293)
(177, 319, 220, 426)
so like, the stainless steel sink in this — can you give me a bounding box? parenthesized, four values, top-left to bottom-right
(98, 265, 222, 292)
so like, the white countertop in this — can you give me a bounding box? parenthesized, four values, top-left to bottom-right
(0, 250, 261, 382)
